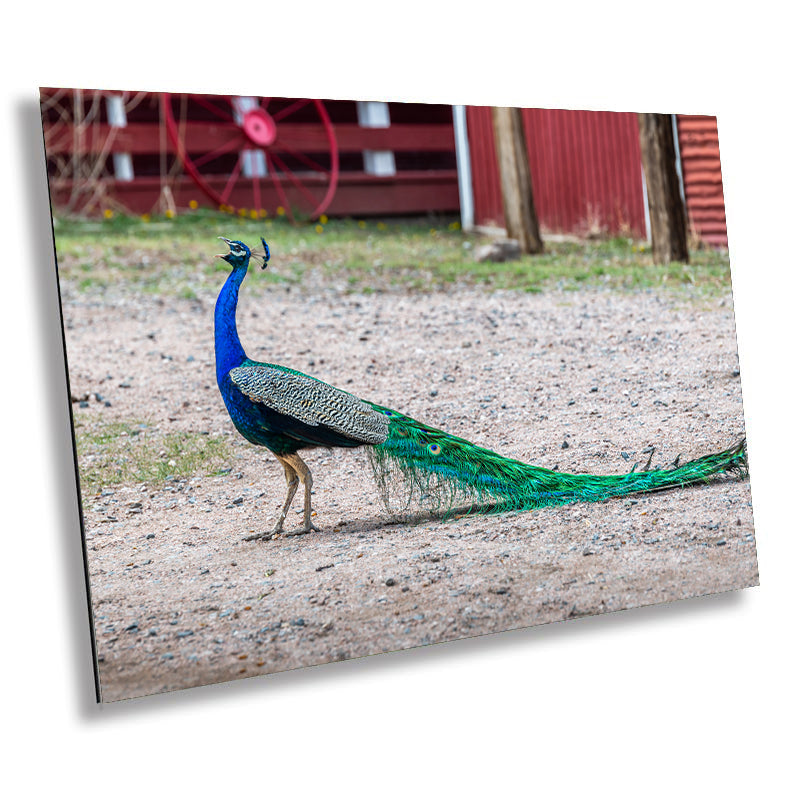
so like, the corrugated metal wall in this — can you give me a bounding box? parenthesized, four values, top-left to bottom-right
(467, 107, 647, 238)
(675, 115, 728, 247)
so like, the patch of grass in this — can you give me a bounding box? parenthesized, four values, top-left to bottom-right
(74, 415, 232, 495)
(52, 210, 732, 298)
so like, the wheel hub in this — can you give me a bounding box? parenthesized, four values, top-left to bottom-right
(242, 108, 277, 147)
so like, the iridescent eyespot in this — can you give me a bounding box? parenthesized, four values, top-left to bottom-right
(428, 443, 441, 455)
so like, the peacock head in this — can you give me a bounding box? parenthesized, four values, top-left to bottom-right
(217, 237, 271, 270)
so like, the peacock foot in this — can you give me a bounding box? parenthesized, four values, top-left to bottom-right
(242, 530, 275, 542)
(242, 517, 320, 541)
(242, 519, 286, 541)
(282, 525, 319, 537)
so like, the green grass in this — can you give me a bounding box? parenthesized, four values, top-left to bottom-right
(74, 415, 232, 496)
(53, 209, 732, 297)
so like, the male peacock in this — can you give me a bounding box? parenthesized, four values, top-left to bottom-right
(215, 237, 747, 540)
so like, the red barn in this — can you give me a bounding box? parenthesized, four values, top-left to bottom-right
(40, 89, 727, 247)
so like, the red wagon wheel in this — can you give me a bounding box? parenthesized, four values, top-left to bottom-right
(161, 93, 339, 221)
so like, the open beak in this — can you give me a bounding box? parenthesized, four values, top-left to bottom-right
(216, 236, 233, 258)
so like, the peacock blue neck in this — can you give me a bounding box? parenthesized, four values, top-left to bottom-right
(215, 265, 248, 384)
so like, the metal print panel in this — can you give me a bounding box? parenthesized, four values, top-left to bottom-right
(41, 88, 757, 701)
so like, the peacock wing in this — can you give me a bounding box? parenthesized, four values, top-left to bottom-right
(229, 363, 388, 445)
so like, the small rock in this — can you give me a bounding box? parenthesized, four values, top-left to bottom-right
(385, 577, 396, 586)
(475, 238, 521, 263)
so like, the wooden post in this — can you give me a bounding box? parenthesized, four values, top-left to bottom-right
(491, 106, 543, 254)
(638, 113, 689, 264)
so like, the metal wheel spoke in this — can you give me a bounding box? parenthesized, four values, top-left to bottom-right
(193, 135, 245, 168)
(272, 98, 311, 122)
(274, 143, 330, 175)
(220, 158, 243, 203)
(265, 152, 294, 218)
(190, 94, 236, 123)
(269, 151, 322, 209)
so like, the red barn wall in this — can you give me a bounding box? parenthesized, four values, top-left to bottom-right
(467, 107, 647, 238)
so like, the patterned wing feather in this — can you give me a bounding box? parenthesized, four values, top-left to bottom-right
(229, 363, 388, 445)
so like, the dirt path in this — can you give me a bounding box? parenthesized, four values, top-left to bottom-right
(64, 281, 756, 701)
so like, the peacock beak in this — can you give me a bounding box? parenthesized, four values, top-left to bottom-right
(216, 236, 233, 258)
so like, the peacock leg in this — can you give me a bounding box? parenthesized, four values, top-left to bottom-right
(283, 453, 320, 533)
(243, 455, 299, 541)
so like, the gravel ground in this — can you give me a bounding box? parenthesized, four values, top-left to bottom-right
(63, 278, 756, 701)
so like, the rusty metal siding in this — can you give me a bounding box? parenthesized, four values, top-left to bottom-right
(676, 115, 728, 247)
(466, 107, 647, 238)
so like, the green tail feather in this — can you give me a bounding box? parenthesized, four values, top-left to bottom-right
(366, 403, 747, 517)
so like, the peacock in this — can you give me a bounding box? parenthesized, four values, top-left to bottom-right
(215, 237, 747, 540)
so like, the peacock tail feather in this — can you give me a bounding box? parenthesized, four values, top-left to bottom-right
(366, 403, 747, 518)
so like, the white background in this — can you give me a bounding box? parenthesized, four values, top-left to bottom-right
(2, 2, 796, 796)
